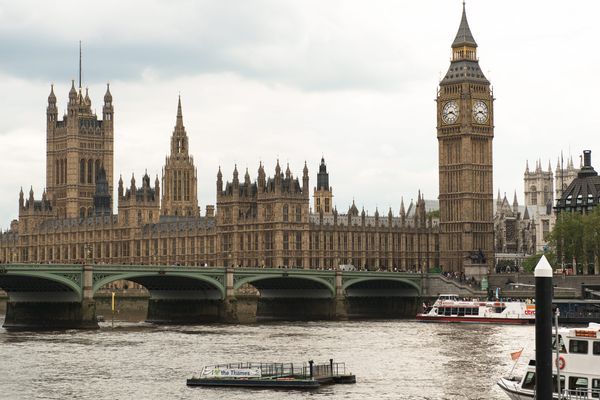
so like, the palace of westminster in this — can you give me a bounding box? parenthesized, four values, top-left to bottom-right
(0, 6, 587, 274)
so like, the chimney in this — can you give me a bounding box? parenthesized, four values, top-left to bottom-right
(583, 150, 592, 168)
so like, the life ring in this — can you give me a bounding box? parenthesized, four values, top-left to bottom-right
(558, 356, 566, 370)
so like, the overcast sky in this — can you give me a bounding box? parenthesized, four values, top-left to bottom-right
(0, 0, 599, 226)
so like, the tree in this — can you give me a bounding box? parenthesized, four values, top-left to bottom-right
(522, 252, 557, 274)
(549, 207, 600, 275)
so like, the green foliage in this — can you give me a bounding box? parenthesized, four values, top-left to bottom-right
(521, 252, 557, 274)
(549, 207, 600, 274)
(427, 210, 440, 219)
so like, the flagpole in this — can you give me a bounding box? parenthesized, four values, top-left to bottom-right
(508, 347, 524, 378)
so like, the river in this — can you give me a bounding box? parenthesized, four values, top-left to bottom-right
(0, 316, 535, 400)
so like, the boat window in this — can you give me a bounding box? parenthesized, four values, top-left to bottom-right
(552, 375, 565, 394)
(472, 308, 479, 316)
(569, 339, 589, 354)
(594, 341, 600, 355)
(593, 379, 600, 398)
(444, 308, 451, 316)
(494, 307, 505, 313)
(522, 371, 535, 390)
(451, 308, 457, 315)
(458, 308, 465, 316)
(552, 335, 567, 353)
(569, 376, 588, 396)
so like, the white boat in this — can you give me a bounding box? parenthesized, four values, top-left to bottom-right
(416, 294, 535, 324)
(498, 323, 600, 399)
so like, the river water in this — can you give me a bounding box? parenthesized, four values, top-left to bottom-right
(0, 317, 535, 400)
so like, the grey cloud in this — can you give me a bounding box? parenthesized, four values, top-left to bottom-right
(0, 1, 428, 91)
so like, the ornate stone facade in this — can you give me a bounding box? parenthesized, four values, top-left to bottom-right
(0, 88, 439, 272)
(46, 82, 114, 219)
(437, 4, 495, 272)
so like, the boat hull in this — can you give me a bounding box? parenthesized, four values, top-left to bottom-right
(416, 315, 533, 325)
(186, 378, 320, 389)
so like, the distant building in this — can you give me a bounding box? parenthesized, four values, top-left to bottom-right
(555, 150, 600, 214)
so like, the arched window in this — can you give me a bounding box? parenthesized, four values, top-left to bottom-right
(80, 159, 86, 183)
(530, 186, 537, 205)
(296, 206, 302, 222)
(283, 205, 289, 222)
(56, 160, 60, 184)
(87, 159, 93, 183)
(87, 207, 93, 217)
(79, 207, 85, 218)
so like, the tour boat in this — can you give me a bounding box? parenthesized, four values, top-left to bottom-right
(416, 294, 535, 324)
(497, 323, 600, 399)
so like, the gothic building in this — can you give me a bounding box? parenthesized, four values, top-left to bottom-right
(0, 83, 439, 271)
(161, 97, 199, 217)
(494, 192, 535, 256)
(1, 4, 506, 274)
(46, 81, 114, 219)
(314, 157, 333, 214)
(437, 4, 494, 272)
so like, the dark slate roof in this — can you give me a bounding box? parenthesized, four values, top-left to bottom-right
(452, 4, 477, 48)
(441, 60, 489, 85)
(555, 151, 600, 212)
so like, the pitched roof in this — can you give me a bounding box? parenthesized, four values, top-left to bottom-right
(452, 3, 478, 48)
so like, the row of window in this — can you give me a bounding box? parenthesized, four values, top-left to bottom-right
(522, 372, 600, 397)
(436, 307, 480, 316)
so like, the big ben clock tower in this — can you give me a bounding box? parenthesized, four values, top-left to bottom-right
(437, 3, 494, 274)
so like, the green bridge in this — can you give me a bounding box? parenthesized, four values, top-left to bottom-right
(0, 264, 473, 330)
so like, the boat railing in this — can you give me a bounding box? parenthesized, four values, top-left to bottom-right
(200, 361, 347, 380)
(533, 388, 600, 399)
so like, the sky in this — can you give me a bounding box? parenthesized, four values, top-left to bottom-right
(0, 0, 599, 227)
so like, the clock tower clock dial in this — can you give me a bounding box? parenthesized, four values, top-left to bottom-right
(472, 100, 488, 124)
(436, 3, 495, 273)
(442, 101, 459, 124)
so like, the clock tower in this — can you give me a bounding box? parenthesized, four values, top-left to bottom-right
(437, 3, 494, 273)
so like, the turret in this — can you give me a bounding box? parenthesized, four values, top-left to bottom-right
(217, 166, 223, 193)
(258, 162, 266, 192)
(103, 83, 113, 123)
(244, 168, 251, 186)
(118, 175, 124, 198)
(232, 164, 239, 189)
(130, 174, 136, 193)
(18, 187, 24, 210)
(512, 191, 519, 211)
(47, 84, 58, 125)
(302, 161, 309, 193)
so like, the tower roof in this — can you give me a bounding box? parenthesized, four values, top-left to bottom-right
(452, 3, 478, 48)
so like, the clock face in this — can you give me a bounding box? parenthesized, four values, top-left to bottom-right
(472, 100, 489, 124)
(442, 101, 459, 124)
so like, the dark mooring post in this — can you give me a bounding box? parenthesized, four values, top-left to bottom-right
(535, 255, 553, 400)
(309, 360, 314, 379)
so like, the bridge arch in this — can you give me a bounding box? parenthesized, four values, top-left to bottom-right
(92, 272, 226, 299)
(234, 274, 335, 298)
(343, 277, 421, 296)
(0, 271, 83, 301)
